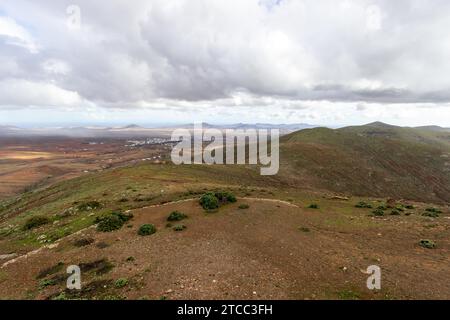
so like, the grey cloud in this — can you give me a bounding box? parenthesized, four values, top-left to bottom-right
(1, 0, 450, 111)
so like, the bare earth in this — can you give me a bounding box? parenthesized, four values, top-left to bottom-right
(1, 198, 449, 300)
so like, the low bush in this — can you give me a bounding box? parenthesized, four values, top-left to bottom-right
(200, 191, 237, 211)
(77, 201, 102, 212)
(405, 204, 415, 209)
(419, 239, 436, 249)
(114, 278, 128, 288)
(308, 203, 319, 209)
(96, 211, 133, 232)
(23, 216, 50, 230)
(390, 209, 401, 216)
(355, 201, 372, 209)
(199, 192, 220, 210)
(422, 210, 440, 218)
(215, 191, 237, 203)
(299, 227, 310, 232)
(39, 278, 57, 289)
(238, 204, 250, 209)
(167, 211, 187, 221)
(173, 224, 187, 231)
(73, 237, 95, 247)
(371, 209, 385, 216)
(138, 224, 156, 236)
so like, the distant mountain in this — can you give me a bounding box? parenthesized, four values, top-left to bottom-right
(0, 123, 317, 137)
(414, 125, 450, 132)
(173, 122, 317, 132)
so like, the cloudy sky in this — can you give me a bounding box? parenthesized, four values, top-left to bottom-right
(1, 0, 450, 127)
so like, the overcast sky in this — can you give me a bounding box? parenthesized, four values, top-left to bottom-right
(1, 0, 450, 127)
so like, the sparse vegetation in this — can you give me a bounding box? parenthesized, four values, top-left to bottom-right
(422, 208, 442, 218)
(308, 203, 319, 209)
(36, 262, 64, 279)
(371, 208, 385, 216)
(199, 192, 220, 210)
(138, 224, 156, 236)
(39, 278, 56, 289)
(299, 227, 310, 232)
(337, 290, 360, 300)
(114, 278, 128, 288)
(22, 216, 50, 230)
(96, 211, 133, 232)
(76, 201, 102, 212)
(173, 224, 187, 231)
(167, 211, 187, 221)
(79, 259, 114, 275)
(199, 191, 237, 211)
(73, 237, 95, 247)
(419, 239, 436, 249)
(355, 201, 372, 208)
(390, 209, 401, 216)
(215, 191, 237, 203)
(238, 204, 250, 209)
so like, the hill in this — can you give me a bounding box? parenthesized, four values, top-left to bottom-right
(0, 122, 449, 300)
(279, 122, 450, 203)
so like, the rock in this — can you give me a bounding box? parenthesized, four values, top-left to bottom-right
(0, 253, 18, 260)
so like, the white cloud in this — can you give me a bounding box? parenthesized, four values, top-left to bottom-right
(0, 16, 39, 53)
(0, 0, 450, 126)
(0, 79, 91, 108)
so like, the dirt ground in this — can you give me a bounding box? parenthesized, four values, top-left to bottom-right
(0, 137, 170, 199)
(1, 198, 449, 300)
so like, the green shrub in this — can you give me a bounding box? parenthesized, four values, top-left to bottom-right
(308, 203, 319, 209)
(138, 224, 156, 236)
(419, 239, 436, 249)
(23, 216, 50, 230)
(77, 201, 102, 212)
(390, 209, 401, 216)
(200, 191, 237, 211)
(95, 210, 133, 232)
(215, 191, 237, 203)
(39, 278, 56, 289)
(173, 224, 187, 231)
(238, 204, 250, 209)
(355, 201, 372, 208)
(422, 211, 440, 218)
(405, 204, 415, 209)
(114, 278, 128, 288)
(199, 192, 219, 210)
(97, 215, 123, 232)
(371, 209, 385, 216)
(167, 211, 187, 221)
(377, 205, 387, 211)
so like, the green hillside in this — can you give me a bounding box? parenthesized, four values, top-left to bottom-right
(280, 122, 450, 203)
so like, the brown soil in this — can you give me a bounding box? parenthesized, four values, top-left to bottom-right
(1, 199, 448, 300)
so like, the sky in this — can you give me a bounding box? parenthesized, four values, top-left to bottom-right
(0, 0, 450, 127)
